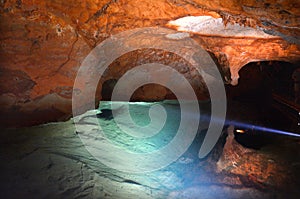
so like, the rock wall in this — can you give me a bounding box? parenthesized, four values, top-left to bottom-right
(0, 0, 299, 126)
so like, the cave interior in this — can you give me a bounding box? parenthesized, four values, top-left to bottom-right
(0, 0, 300, 198)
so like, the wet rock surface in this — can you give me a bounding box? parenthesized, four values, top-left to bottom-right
(0, 101, 299, 199)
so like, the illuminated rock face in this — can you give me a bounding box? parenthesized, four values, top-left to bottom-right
(0, 0, 299, 126)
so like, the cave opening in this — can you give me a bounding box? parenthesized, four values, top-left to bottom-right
(227, 61, 300, 149)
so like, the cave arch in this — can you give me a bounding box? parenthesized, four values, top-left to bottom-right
(95, 47, 210, 105)
(227, 61, 300, 149)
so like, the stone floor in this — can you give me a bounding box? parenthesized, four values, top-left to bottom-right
(0, 101, 299, 199)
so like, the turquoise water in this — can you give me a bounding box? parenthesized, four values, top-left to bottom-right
(98, 101, 181, 153)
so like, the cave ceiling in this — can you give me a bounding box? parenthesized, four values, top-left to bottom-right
(0, 0, 299, 126)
